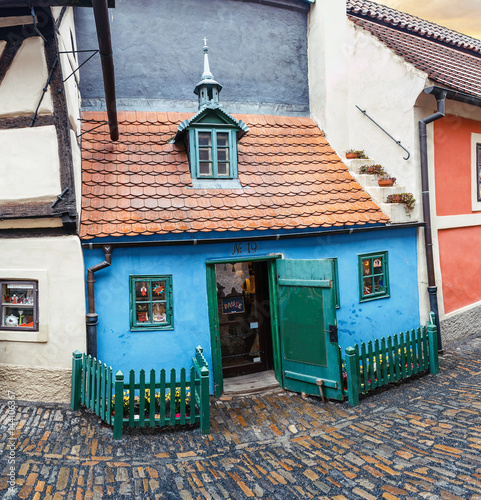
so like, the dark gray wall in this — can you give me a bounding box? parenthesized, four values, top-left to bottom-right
(75, 0, 310, 114)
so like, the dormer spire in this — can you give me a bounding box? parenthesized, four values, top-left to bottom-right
(194, 38, 223, 110)
(201, 38, 214, 81)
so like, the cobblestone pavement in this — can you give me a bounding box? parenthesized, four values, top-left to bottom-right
(1, 334, 481, 500)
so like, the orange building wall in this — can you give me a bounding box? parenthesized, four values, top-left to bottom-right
(438, 226, 481, 314)
(434, 116, 481, 216)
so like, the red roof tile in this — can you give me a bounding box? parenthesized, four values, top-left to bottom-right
(347, 0, 481, 54)
(347, 0, 481, 98)
(80, 111, 388, 239)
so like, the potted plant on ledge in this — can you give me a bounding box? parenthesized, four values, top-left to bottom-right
(386, 192, 415, 214)
(359, 164, 386, 176)
(378, 176, 396, 187)
(345, 149, 368, 159)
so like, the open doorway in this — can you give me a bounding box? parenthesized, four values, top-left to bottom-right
(215, 261, 273, 378)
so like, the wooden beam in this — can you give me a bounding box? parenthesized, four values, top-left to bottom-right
(0, 1, 115, 8)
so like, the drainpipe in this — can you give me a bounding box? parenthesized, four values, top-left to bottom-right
(92, 0, 119, 141)
(86, 245, 112, 357)
(419, 88, 447, 352)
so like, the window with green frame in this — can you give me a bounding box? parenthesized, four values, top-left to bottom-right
(130, 276, 173, 330)
(190, 128, 237, 179)
(358, 252, 389, 301)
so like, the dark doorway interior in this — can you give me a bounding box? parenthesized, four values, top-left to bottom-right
(215, 261, 273, 378)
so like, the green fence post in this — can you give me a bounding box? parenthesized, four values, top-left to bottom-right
(71, 350, 83, 410)
(200, 365, 210, 435)
(428, 312, 439, 375)
(345, 347, 360, 407)
(113, 370, 124, 440)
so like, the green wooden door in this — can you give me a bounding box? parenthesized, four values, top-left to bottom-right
(277, 259, 343, 401)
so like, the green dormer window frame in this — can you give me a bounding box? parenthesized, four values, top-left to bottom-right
(189, 127, 238, 179)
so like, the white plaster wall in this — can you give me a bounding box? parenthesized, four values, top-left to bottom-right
(0, 236, 86, 368)
(0, 126, 61, 202)
(0, 37, 53, 118)
(57, 8, 82, 137)
(309, 13, 428, 206)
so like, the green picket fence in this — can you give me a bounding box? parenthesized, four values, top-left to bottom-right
(344, 312, 439, 406)
(71, 345, 210, 439)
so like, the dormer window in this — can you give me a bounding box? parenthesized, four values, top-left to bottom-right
(174, 41, 248, 183)
(193, 129, 237, 179)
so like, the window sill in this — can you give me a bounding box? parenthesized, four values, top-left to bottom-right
(190, 178, 243, 189)
(130, 326, 174, 332)
(360, 293, 390, 303)
(0, 329, 47, 342)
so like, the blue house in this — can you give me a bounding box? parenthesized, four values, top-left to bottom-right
(80, 46, 420, 399)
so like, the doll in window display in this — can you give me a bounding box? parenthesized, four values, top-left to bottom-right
(152, 303, 166, 323)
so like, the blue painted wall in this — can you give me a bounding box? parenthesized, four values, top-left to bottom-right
(83, 227, 420, 391)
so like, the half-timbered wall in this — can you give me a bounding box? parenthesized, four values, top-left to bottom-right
(0, 7, 85, 403)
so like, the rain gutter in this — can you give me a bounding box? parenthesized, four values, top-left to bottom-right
(420, 85, 481, 352)
(81, 222, 423, 250)
(86, 245, 112, 357)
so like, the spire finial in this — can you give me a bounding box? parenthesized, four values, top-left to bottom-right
(201, 37, 214, 81)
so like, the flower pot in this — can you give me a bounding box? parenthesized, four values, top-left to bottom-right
(346, 153, 359, 159)
(378, 178, 395, 187)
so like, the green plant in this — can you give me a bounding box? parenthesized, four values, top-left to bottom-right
(359, 164, 386, 176)
(386, 192, 415, 211)
(345, 149, 368, 159)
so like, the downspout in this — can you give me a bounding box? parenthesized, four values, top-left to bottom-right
(92, 0, 119, 141)
(86, 245, 112, 357)
(419, 88, 447, 352)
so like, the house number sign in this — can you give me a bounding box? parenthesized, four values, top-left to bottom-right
(232, 242, 257, 255)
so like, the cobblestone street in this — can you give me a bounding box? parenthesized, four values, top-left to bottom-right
(1, 333, 481, 499)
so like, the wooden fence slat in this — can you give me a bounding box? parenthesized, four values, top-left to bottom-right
(129, 370, 135, 428)
(190, 367, 196, 424)
(381, 337, 388, 387)
(149, 369, 156, 428)
(180, 368, 186, 426)
(400, 333, 406, 379)
(393, 334, 400, 382)
(354, 345, 361, 394)
(107, 366, 112, 425)
(367, 341, 374, 390)
(170, 368, 176, 425)
(86, 355, 92, 410)
(387, 336, 394, 383)
(422, 326, 429, 370)
(160, 369, 166, 427)
(139, 370, 145, 427)
(96, 360, 101, 416)
(374, 339, 380, 386)
(406, 331, 412, 377)
(361, 342, 368, 392)
(416, 328, 423, 373)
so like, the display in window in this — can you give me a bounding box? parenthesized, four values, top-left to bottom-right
(1, 281, 37, 330)
(136, 303, 149, 323)
(152, 303, 166, 323)
(136, 281, 150, 300)
(152, 282, 165, 298)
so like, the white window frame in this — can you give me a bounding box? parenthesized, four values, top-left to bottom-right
(0, 269, 48, 342)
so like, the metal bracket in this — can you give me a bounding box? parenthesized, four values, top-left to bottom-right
(355, 105, 411, 160)
(329, 324, 338, 344)
(60, 49, 99, 83)
(51, 187, 69, 208)
(30, 56, 58, 127)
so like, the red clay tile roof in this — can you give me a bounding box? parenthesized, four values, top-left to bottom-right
(80, 111, 388, 240)
(347, 1, 481, 99)
(347, 0, 481, 54)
